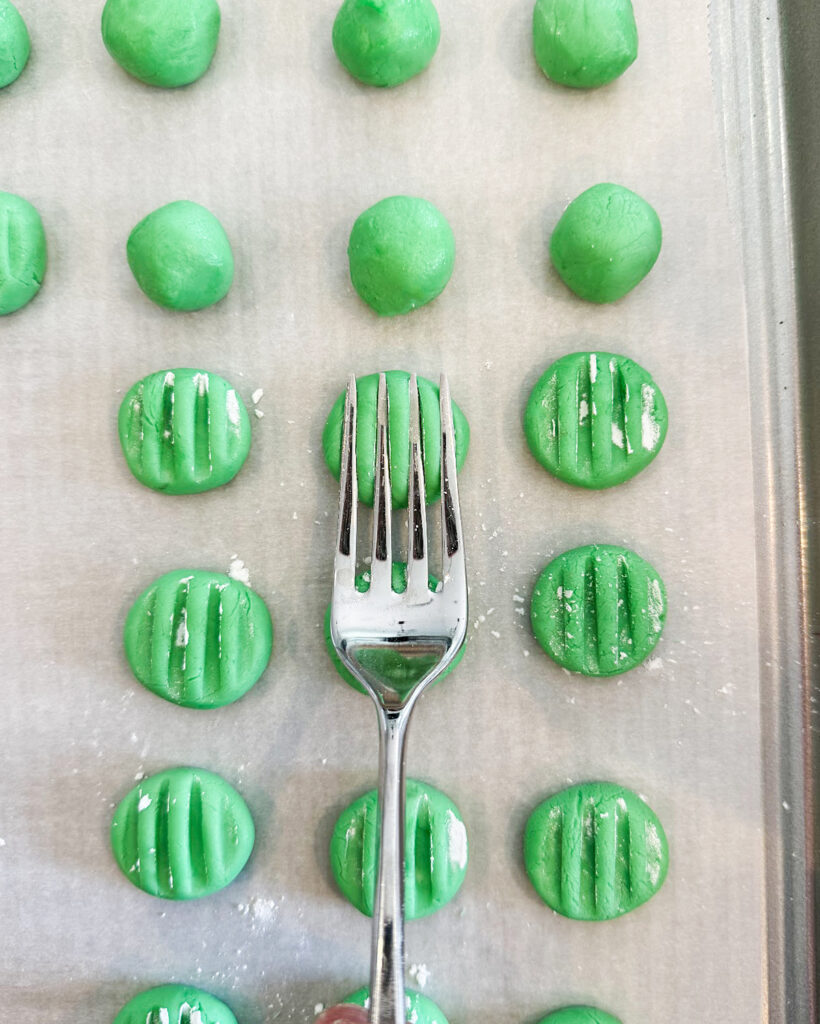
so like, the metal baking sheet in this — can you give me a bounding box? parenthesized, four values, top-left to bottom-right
(0, 1, 809, 1021)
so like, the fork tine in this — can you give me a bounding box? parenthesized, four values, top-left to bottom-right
(439, 374, 466, 588)
(334, 374, 358, 591)
(405, 373, 430, 604)
(370, 371, 393, 595)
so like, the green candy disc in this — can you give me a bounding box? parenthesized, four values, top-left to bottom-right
(348, 196, 455, 316)
(118, 368, 252, 495)
(332, 0, 440, 88)
(124, 569, 273, 709)
(524, 352, 668, 489)
(533, 0, 637, 89)
(530, 544, 666, 676)
(537, 1010, 622, 1024)
(113, 985, 239, 1024)
(101, 0, 221, 88)
(0, 191, 46, 315)
(127, 200, 234, 311)
(0, 0, 30, 89)
(111, 766, 255, 900)
(330, 779, 468, 919)
(323, 562, 465, 694)
(343, 987, 449, 1024)
(550, 183, 662, 303)
(524, 781, 669, 920)
(322, 370, 469, 508)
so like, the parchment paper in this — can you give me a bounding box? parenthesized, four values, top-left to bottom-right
(0, 2, 763, 1022)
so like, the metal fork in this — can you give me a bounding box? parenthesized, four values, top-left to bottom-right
(329, 371, 468, 1024)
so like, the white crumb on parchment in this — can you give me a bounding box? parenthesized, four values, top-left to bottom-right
(408, 963, 430, 988)
(228, 557, 251, 585)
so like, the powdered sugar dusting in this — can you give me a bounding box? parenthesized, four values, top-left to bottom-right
(446, 811, 468, 869)
(641, 383, 661, 450)
(226, 389, 241, 427)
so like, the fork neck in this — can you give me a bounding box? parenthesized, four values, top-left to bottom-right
(369, 704, 413, 1024)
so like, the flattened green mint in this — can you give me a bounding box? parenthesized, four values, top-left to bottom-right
(524, 780, 669, 920)
(344, 987, 449, 1024)
(324, 562, 465, 694)
(110, 766, 255, 900)
(333, 0, 440, 87)
(530, 544, 666, 676)
(114, 985, 239, 1024)
(118, 368, 251, 494)
(550, 183, 661, 303)
(124, 569, 273, 709)
(127, 200, 234, 311)
(348, 196, 455, 316)
(330, 779, 468, 919)
(524, 352, 668, 489)
(322, 370, 469, 507)
(101, 0, 221, 88)
(533, 0, 637, 89)
(0, 191, 46, 315)
(537, 1009, 622, 1024)
(0, 0, 30, 89)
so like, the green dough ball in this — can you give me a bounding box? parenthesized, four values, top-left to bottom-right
(332, 0, 440, 88)
(537, 1010, 622, 1024)
(114, 985, 239, 1024)
(0, 191, 46, 315)
(322, 370, 470, 508)
(324, 562, 465, 695)
(343, 987, 449, 1024)
(530, 544, 666, 676)
(330, 778, 468, 919)
(524, 351, 668, 489)
(348, 196, 455, 316)
(0, 0, 30, 89)
(127, 200, 234, 311)
(550, 183, 661, 303)
(101, 0, 220, 88)
(524, 780, 669, 920)
(124, 569, 273, 709)
(533, 0, 637, 89)
(118, 368, 252, 494)
(110, 766, 255, 900)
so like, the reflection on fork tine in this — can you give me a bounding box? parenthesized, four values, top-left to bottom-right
(405, 373, 430, 605)
(370, 372, 393, 598)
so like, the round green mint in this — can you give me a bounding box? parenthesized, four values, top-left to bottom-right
(110, 766, 255, 900)
(0, 0, 30, 89)
(330, 778, 468, 919)
(550, 183, 661, 303)
(524, 781, 669, 920)
(125, 569, 273, 709)
(333, 0, 440, 88)
(324, 562, 466, 694)
(348, 196, 454, 316)
(118, 368, 251, 494)
(343, 987, 449, 1024)
(531, 544, 666, 676)
(533, 0, 637, 89)
(127, 200, 234, 311)
(114, 985, 239, 1024)
(0, 191, 45, 315)
(322, 370, 469, 508)
(537, 1009, 623, 1024)
(101, 0, 220, 88)
(524, 351, 668, 489)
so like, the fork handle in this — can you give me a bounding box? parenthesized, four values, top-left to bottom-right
(369, 706, 411, 1024)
